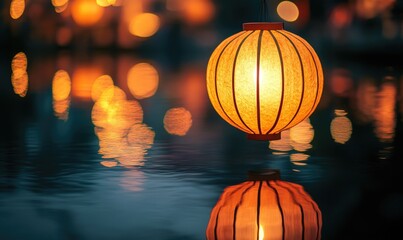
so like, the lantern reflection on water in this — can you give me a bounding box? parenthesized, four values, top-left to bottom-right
(127, 63, 159, 99)
(206, 170, 322, 240)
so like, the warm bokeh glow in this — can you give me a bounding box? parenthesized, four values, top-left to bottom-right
(330, 110, 352, 144)
(71, 0, 104, 27)
(53, 99, 70, 120)
(92, 99, 143, 130)
(11, 52, 28, 97)
(269, 130, 292, 153)
(127, 63, 159, 99)
(10, 0, 25, 20)
(206, 24, 323, 140)
(129, 13, 160, 38)
(330, 69, 353, 97)
(290, 118, 314, 152)
(96, 0, 116, 7)
(206, 179, 322, 240)
(72, 66, 103, 100)
(52, 70, 71, 101)
(181, 0, 215, 25)
(163, 107, 193, 136)
(11, 72, 28, 97)
(277, 1, 299, 22)
(374, 80, 396, 142)
(355, 0, 395, 19)
(91, 75, 114, 102)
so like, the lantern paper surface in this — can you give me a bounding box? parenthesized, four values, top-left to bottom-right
(206, 179, 322, 240)
(206, 23, 323, 140)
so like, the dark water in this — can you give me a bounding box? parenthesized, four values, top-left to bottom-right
(1, 50, 403, 240)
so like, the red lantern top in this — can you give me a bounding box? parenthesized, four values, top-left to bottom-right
(243, 22, 284, 31)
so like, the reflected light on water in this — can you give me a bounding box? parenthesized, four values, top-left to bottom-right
(91, 75, 114, 102)
(277, 1, 299, 22)
(127, 63, 159, 99)
(72, 66, 103, 100)
(355, 78, 377, 123)
(96, 123, 154, 167)
(71, 0, 104, 27)
(52, 70, 71, 120)
(10, 0, 25, 20)
(163, 107, 193, 136)
(92, 98, 143, 129)
(11, 52, 28, 97)
(290, 118, 314, 152)
(120, 169, 145, 192)
(100, 160, 118, 168)
(52, 70, 71, 101)
(374, 79, 397, 142)
(129, 13, 160, 38)
(330, 109, 353, 144)
(290, 153, 309, 166)
(269, 130, 292, 153)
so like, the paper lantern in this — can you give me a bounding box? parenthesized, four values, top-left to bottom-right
(206, 169, 322, 240)
(206, 23, 323, 140)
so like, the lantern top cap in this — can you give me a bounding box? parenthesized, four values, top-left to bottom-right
(243, 22, 284, 31)
(248, 169, 281, 181)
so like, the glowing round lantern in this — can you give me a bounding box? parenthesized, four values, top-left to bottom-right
(206, 169, 322, 240)
(206, 23, 323, 140)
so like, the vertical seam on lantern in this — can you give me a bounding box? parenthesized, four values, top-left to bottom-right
(214, 206, 223, 240)
(256, 30, 264, 135)
(256, 181, 263, 240)
(268, 180, 285, 240)
(293, 182, 322, 240)
(266, 31, 285, 135)
(275, 181, 306, 240)
(233, 181, 256, 240)
(213, 182, 250, 240)
(214, 31, 250, 133)
(232, 30, 256, 134)
(286, 32, 320, 120)
(275, 30, 305, 132)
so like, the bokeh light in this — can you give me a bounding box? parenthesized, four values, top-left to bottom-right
(181, 0, 215, 25)
(72, 66, 103, 100)
(96, 0, 116, 7)
(91, 75, 114, 102)
(129, 13, 160, 38)
(290, 118, 314, 152)
(127, 63, 159, 99)
(330, 110, 353, 144)
(10, 0, 25, 20)
(52, 70, 71, 101)
(163, 107, 192, 136)
(277, 1, 299, 22)
(11, 52, 28, 97)
(374, 80, 396, 142)
(71, 0, 104, 27)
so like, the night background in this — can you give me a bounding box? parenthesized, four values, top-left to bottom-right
(1, 0, 403, 239)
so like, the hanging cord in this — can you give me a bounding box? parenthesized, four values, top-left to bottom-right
(259, 0, 269, 22)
